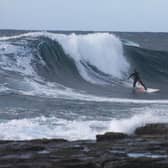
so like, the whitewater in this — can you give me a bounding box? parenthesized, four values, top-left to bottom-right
(0, 30, 168, 140)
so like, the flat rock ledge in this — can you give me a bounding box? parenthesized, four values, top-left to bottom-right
(1, 123, 168, 168)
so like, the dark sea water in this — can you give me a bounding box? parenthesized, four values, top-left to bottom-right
(0, 30, 168, 140)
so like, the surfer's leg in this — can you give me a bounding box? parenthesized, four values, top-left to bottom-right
(133, 79, 137, 88)
(139, 80, 147, 90)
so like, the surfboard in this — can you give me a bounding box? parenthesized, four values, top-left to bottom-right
(135, 87, 160, 93)
(146, 88, 160, 93)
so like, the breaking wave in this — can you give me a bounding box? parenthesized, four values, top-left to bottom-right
(0, 32, 168, 99)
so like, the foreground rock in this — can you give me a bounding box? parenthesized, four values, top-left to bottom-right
(135, 123, 168, 136)
(96, 132, 128, 142)
(0, 123, 168, 168)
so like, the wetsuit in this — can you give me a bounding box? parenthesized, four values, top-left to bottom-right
(128, 71, 147, 90)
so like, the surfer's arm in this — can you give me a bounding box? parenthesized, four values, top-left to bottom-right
(128, 73, 135, 79)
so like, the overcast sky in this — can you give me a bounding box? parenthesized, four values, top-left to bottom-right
(1, 0, 168, 32)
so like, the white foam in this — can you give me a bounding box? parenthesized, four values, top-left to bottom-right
(0, 32, 45, 41)
(123, 39, 140, 47)
(109, 109, 167, 134)
(0, 117, 108, 140)
(0, 42, 36, 76)
(0, 107, 167, 141)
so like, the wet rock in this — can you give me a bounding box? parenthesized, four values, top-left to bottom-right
(0, 124, 168, 167)
(135, 123, 168, 136)
(103, 158, 167, 168)
(56, 159, 98, 168)
(96, 132, 128, 142)
(30, 138, 68, 143)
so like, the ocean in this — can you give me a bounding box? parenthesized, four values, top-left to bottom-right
(0, 30, 168, 141)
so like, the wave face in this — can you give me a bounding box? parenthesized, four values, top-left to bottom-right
(125, 45, 168, 84)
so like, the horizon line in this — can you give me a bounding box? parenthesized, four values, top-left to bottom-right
(0, 28, 168, 33)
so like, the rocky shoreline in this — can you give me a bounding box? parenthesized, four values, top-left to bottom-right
(1, 123, 168, 168)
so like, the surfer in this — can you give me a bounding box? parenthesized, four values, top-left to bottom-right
(128, 69, 147, 90)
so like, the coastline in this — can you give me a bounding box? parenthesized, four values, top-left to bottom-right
(0, 123, 168, 168)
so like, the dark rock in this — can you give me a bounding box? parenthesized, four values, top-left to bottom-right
(103, 158, 167, 168)
(96, 132, 128, 142)
(135, 123, 168, 136)
(56, 159, 98, 168)
(0, 124, 168, 167)
(30, 138, 68, 144)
